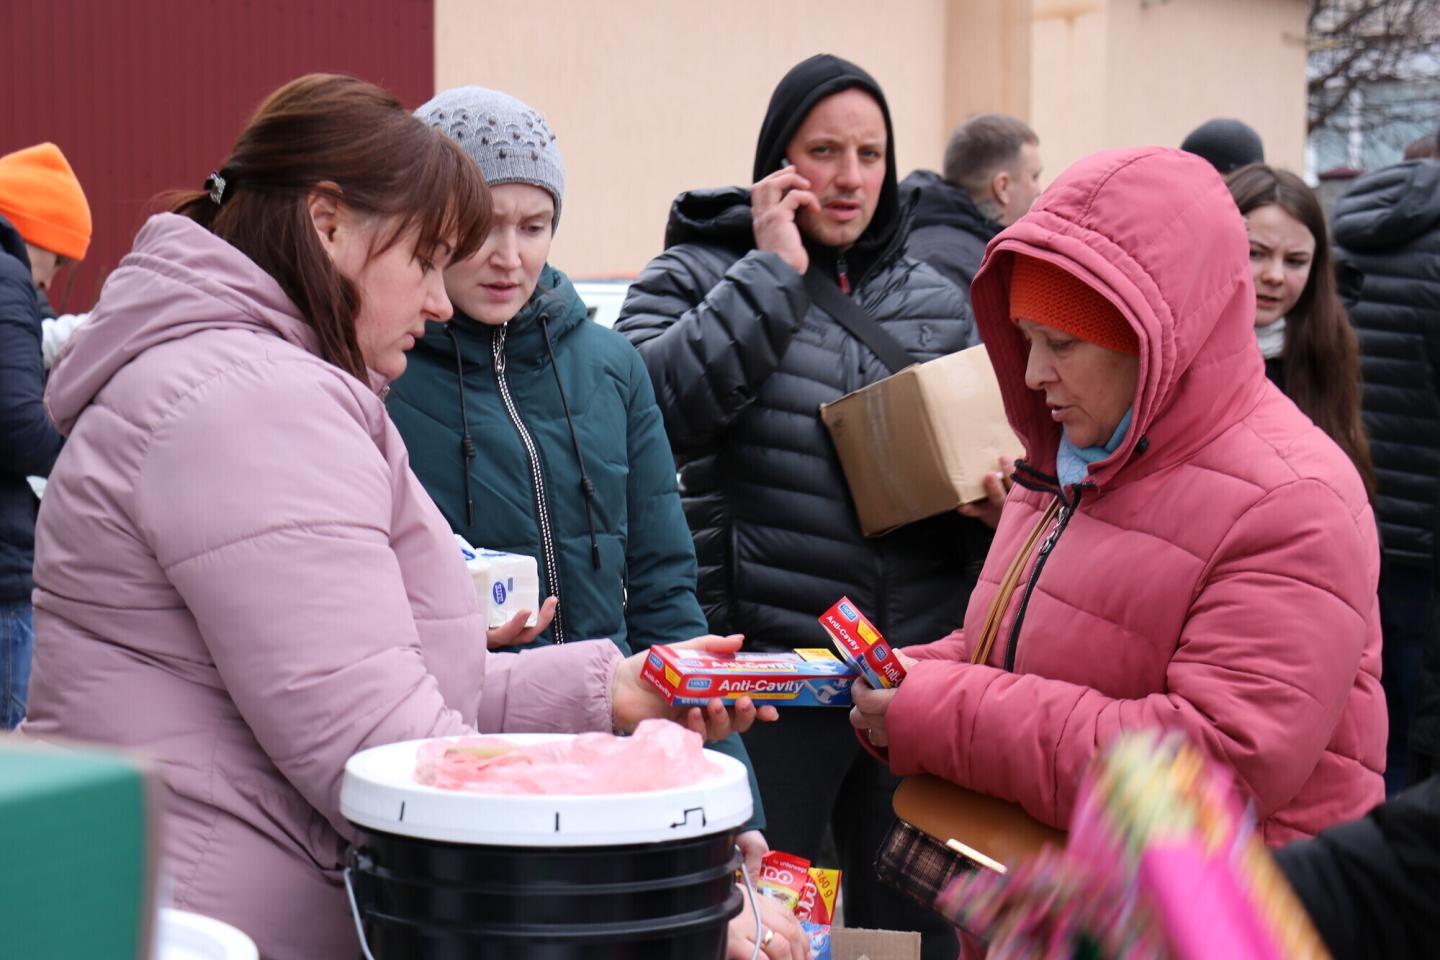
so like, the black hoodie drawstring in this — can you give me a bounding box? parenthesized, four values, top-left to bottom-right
(540, 315, 602, 571)
(444, 325, 478, 527)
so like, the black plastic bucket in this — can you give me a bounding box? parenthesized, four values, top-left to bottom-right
(339, 734, 753, 960)
(347, 828, 742, 959)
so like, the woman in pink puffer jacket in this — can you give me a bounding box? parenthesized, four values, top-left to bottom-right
(21, 75, 763, 959)
(853, 146, 1385, 844)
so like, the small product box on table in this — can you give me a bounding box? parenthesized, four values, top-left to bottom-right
(641, 646, 856, 707)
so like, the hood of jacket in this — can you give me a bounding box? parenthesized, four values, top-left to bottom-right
(415, 263, 589, 368)
(664, 55, 905, 278)
(45, 213, 325, 434)
(1333, 159, 1440, 252)
(971, 147, 1263, 489)
(901, 169, 1001, 242)
(0, 212, 31, 270)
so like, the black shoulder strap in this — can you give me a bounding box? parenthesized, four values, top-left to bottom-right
(803, 268, 915, 374)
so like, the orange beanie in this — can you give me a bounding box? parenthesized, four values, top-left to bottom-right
(1009, 254, 1137, 355)
(0, 143, 92, 262)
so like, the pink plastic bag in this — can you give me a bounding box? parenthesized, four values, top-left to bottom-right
(414, 719, 724, 794)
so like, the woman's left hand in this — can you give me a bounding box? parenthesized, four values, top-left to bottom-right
(849, 652, 915, 749)
(611, 634, 781, 738)
(736, 829, 769, 880)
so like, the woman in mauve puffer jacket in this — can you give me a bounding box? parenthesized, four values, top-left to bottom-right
(20, 74, 758, 960)
(855, 146, 1386, 844)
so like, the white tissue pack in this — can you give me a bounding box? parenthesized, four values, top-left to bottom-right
(454, 535, 540, 628)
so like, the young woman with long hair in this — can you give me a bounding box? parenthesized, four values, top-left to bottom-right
(1226, 163, 1376, 498)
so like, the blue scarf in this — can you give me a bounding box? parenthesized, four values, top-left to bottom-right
(1056, 408, 1133, 489)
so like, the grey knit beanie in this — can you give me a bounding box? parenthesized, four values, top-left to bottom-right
(415, 86, 565, 227)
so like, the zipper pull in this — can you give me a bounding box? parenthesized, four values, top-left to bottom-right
(492, 327, 506, 374)
(837, 253, 851, 295)
(1039, 506, 1068, 556)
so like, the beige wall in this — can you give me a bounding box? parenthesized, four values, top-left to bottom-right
(435, 0, 1308, 278)
(436, 0, 953, 277)
(1030, 0, 1306, 181)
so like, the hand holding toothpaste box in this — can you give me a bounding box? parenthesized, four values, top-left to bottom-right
(818, 596, 906, 689)
(640, 646, 856, 707)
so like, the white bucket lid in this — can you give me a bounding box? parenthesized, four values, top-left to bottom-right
(339, 733, 752, 846)
(153, 908, 258, 960)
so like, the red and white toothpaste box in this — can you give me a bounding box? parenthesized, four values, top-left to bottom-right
(818, 597, 906, 689)
(640, 645, 856, 707)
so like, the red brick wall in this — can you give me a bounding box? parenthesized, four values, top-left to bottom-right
(2, 0, 435, 313)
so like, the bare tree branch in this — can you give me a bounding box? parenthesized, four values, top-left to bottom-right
(1308, 0, 1440, 133)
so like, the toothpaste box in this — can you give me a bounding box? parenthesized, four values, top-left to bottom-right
(455, 535, 539, 628)
(818, 597, 906, 689)
(640, 645, 856, 707)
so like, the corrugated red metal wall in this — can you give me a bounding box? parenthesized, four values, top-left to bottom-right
(1, 0, 435, 314)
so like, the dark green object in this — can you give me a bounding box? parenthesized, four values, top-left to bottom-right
(0, 740, 155, 959)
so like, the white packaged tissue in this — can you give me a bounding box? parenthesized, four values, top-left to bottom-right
(455, 535, 540, 628)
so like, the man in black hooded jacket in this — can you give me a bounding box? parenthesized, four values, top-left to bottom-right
(617, 54, 980, 958)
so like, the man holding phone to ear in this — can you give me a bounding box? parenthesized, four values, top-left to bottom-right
(616, 54, 979, 959)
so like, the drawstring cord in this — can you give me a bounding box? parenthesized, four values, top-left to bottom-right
(444, 325, 478, 527)
(540, 315, 602, 570)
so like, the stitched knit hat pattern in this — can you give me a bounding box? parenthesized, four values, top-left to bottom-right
(1009, 254, 1138, 355)
(415, 87, 565, 228)
(0, 142, 92, 261)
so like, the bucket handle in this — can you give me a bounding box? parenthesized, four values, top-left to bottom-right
(344, 855, 379, 960)
(342, 844, 761, 960)
(737, 844, 765, 960)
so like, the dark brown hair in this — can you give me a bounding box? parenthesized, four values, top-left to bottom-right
(171, 74, 491, 382)
(1226, 163, 1376, 499)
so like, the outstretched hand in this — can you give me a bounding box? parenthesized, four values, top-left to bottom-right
(485, 596, 558, 649)
(611, 634, 780, 738)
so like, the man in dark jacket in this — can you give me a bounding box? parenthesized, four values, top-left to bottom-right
(1333, 155, 1440, 789)
(901, 113, 1041, 307)
(1276, 775, 1440, 959)
(616, 54, 980, 959)
(0, 142, 91, 729)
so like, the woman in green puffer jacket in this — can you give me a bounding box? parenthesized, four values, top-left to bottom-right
(390, 87, 770, 867)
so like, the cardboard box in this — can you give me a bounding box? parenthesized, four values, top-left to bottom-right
(640, 645, 856, 706)
(829, 927, 923, 960)
(820, 344, 1023, 536)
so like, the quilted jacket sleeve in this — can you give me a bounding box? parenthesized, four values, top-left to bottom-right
(133, 362, 616, 834)
(618, 344, 709, 649)
(614, 246, 810, 456)
(886, 479, 1377, 831)
(0, 256, 63, 475)
(1275, 776, 1440, 960)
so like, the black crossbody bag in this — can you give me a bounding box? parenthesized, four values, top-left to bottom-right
(803, 268, 914, 373)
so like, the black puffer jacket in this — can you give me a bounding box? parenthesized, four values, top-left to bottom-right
(0, 214, 64, 600)
(1333, 160, 1440, 572)
(900, 169, 999, 310)
(615, 185, 983, 652)
(1276, 776, 1440, 960)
